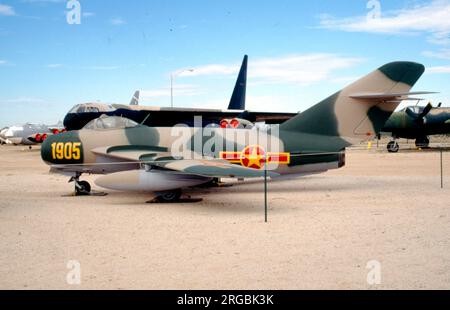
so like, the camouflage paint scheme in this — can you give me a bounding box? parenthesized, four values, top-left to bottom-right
(382, 106, 450, 139)
(41, 62, 426, 195)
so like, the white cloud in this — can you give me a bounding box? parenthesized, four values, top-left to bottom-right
(140, 84, 205, 101)
(22, 0, 64, 3)
(0, 60, 7, 65)
(422, 48, 450, 60)
(199, 95, 299, 113)
(43, 64, 145, 71)
(250, 54, 362, 85)
(318, 0, 450, 45)
(109, 17, 126, 26)
(84, 65, 121, 71)
(46, 63, 63, 68)
(0, 4, 15, 16)
(178, 64, 237, 77)
(0, 97, 45, 104)
(179, 53, 363, 86)
(427, 65, 450, 73)
(246, 95, 296, 112)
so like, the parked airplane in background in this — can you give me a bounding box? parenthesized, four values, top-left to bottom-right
(381, 102, 450, 152)
(41, 61, 428, 202)
(0, 127, 9, 144)
(63, 55, 296, 131)
(0, 122, 64, 146)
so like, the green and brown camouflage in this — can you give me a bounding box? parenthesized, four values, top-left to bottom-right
(382, 103, 450, 149)
(41, 61, 427, 199)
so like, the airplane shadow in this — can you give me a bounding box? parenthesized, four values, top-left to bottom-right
(88, 174, 415, 215)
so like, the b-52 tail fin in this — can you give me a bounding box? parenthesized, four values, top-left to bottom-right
(228, 55, 248, 110)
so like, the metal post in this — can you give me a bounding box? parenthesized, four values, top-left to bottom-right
(264, 163, 268, 223)
(441, 148, 444, 189)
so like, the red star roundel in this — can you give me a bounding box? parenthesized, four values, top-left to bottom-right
(240, 145, 266, 169)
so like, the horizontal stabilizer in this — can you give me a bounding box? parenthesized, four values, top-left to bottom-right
(350, 91, 437, 100)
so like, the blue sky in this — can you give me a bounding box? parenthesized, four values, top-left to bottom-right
(1, 0, 450, 126)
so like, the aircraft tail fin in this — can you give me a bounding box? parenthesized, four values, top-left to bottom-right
(280, 61, 426, 142)
(228, 55, 248, 110)
(130, 91, 140, 105)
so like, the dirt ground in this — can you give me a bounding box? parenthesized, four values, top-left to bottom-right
(0, 143, 449, 290)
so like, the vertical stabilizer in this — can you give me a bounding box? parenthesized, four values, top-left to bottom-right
(130, 91, 140, 105)
(228, 55, 248, 110)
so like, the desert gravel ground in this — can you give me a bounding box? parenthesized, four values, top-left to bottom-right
(0, 144, 449, 289)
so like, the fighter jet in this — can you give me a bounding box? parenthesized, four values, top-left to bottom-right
(41, 61, 427, 202)
(381, 102, 450, 152)
(0, 122, 64, 146)
(63, 55, 295, 131)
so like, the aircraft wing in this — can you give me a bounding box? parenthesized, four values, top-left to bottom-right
(150, 159, 278, 178)
(91, 145, 169, 161)
(91, 145, 277, 178)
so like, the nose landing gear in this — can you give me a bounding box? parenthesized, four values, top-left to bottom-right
(69, 173, 92, 196)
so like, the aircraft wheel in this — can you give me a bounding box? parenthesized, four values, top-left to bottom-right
(156, 189, 182, 203)
(415, 137, 430, 148)
(75, 181, 91, 196)
(387, 141, 399, 153)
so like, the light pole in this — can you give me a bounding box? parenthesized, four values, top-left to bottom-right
(170, 69, 194, 108)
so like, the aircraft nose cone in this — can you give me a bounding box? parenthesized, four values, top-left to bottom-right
(40, 130, 83, 165)
(41, 134, 58, 164)
(4, 128, 14, 138)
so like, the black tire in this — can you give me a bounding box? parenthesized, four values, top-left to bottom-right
(415, 137, 430, 148)
(387, 141, 399, 153)
(156, 189, 182, 203)
(76, 181, 91, 195)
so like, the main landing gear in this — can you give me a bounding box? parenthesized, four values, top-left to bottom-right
(148, 189, 203, 203)
(415, 137, 430, 149)
(69, 173, 92, 196)
(387, 140, 400, 153)
(387, 136, 430, 153)
(155, 189, 182, 203)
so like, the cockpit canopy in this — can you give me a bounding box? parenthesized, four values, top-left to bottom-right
(83, 116, 139, 130)
(68, 103, 116, 114)
(402, 106, 425, 114)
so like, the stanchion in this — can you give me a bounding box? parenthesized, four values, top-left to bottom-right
(441, 148, 444, 189)
(264, 163, 268, 223)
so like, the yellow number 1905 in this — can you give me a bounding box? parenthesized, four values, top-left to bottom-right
(51, 142, 81, 160)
